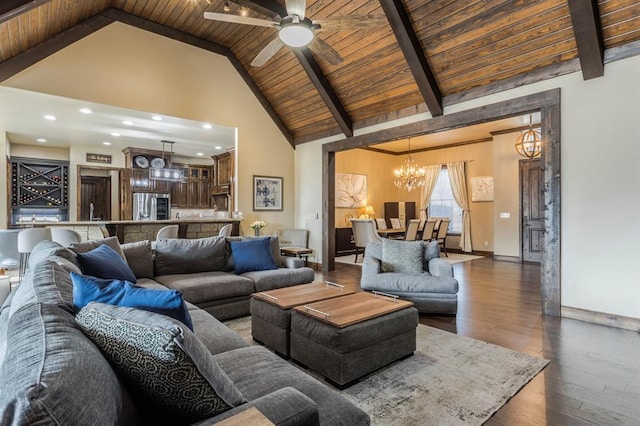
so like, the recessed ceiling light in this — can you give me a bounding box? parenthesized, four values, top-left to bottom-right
(79, 108, 92, 114)
(215, 146, 222, 150)
(152, 115, 163, 121)
(123, 120, 133, 126)
(202, 123, 212, 129)
(44, 114, 56, 121)
(103, 141, 112, 146)
(196, 152, 204, 156)
(37, 138, 47, 143)
(111, 132, 121, 137)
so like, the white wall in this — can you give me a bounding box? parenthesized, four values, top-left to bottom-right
(493, 132, 523, 257)
(3, 22, 295, 234)
(296, 56, 640, 320)
(0, 131, 7, 228)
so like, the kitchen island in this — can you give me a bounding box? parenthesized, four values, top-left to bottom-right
(13, 219, 242, 243)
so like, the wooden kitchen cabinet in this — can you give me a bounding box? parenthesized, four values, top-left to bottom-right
(216, 153, 233, 186)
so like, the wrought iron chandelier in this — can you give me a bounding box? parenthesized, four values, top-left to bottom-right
(515, 114, 542, 159)
(393, 139, 425, 192)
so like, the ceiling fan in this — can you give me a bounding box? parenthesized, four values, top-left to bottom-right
(204, 0, 386, 67)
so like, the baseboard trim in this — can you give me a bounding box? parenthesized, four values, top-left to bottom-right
(307, 261, 321, 271)
(493, 255, 521, 263)
(562, 306, 640, 332)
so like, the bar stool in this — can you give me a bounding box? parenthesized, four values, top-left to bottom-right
(0, 229, 20, 273)
(156, 225, 179, 240)
(18, 228, 52, 278)
(50, 228, 82, 247)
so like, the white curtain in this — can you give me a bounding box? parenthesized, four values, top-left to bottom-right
(447, 161, 472, 252)
(419, 164, 442, 219)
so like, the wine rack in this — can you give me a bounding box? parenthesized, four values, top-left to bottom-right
(11, 158, 69, 211)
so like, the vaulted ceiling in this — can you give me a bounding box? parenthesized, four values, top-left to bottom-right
(0, 0, 639, 147)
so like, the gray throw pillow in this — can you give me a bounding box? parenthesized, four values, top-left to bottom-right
(76, 302, 245, 424)
(381, 239, 424, 273)
(70, 236, 126, 260)
(422, 240, 440, 270)
(154, 237, 227, 276)
(121, 240, 154, 278)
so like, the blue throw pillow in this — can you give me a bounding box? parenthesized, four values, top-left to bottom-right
(71, 272, 193, 330)
(230, 238, 278, 274)
(76, 244, 137, 283)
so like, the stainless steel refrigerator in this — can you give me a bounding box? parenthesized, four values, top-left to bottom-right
(132, 193, 170, 221)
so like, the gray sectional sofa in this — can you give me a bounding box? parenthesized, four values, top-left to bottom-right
(0, 236, 369, 425)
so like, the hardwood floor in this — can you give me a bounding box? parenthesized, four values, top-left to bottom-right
(315, 258, 640, 425)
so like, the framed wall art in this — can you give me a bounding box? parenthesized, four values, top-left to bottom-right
(336, 173, 367, 208)
(253, 175, 283, 211)
(471, 176, 494, 202)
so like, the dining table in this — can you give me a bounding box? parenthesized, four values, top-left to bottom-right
(377, 228, 406, 238)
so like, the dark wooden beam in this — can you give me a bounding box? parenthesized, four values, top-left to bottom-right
(567, 0, 604, 80)
(378, 0, 443, 117)
(0, 0, 52, 25)
(101, 8, 294, 146)
(241, 0, 353, 138)
(0, 14, 112, 82)
(293, 48, 353, 138)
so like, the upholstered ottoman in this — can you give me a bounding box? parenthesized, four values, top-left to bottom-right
(250, 282, 353, 357)
(289, 293, 418, 388)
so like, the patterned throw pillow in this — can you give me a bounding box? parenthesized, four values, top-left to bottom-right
(381, 239, 424, 273)
(76, 303, 245, 424)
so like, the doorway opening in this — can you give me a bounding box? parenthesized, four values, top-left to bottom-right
(78, 166, 122, 222)
(322, 89, 561, 316)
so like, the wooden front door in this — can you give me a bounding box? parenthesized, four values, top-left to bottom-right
(520, 159, 543, 263)
(80, 176, 111, 221)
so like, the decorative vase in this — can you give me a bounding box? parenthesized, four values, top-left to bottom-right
(254, 228, 260, 236)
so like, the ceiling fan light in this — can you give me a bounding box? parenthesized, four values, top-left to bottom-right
(279, 25, 313, 47)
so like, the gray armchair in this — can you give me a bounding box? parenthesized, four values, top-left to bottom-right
(360, 240, 459, 314)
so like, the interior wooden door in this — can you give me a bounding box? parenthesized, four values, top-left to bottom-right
(80, 176, 111, 221)
(521, 159, 543, 263)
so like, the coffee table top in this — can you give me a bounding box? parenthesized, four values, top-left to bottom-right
(293, 292, 413, 328)
(253, 281, 354, 309)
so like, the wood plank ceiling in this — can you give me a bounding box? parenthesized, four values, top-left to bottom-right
(0, 0, 639, 146)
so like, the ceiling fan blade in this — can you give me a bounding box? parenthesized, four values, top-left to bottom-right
(203, 12, 277, 28)
(285, 0, 306, 19)
(314, 15, 387, 31)
(251, 37, 286, 67)
(309, 37, 343, 65)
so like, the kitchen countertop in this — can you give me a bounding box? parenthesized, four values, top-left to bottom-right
(14, 218, 242, 226)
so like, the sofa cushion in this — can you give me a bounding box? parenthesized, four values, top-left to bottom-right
(230, 238, 278, 274)
(76, 244, 137, 283)
(214, 346, 369, 426)
(153, 272, 255, 305)
(381, 239, 423, 273)
(189, 309, 249, 355)
(69, 236, 126, 259)
(121, 240, 154, 279)
(242, 267, 315, 292)
(71, 273, 193, 330)
(361, 272, 459, 294)
(155, 237, 227, 276)
(0, 303, 138, 425)
(76, 302, 245, 424)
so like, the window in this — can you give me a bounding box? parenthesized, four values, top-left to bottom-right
(429, 167, 463, 233)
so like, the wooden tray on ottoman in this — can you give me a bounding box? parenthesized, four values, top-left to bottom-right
(290, 292, 418, 388)
(250, 282, 354, 357)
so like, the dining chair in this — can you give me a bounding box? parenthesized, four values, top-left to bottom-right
(18, 228, 52, 278)
(389, 218, 402, 229)
(50, 228, 82, 247)
(434, 218, 451, 257)
(404, 219, 421, 241)
(351, 219, 383, 263)
(375, 218, 387, 230)
(421, 218, 437, 242)
(156, 225, 179, 240)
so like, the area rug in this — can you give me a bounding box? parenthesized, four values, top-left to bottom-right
(335, 252, 484, 266)
(224, 317, 548, 425)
